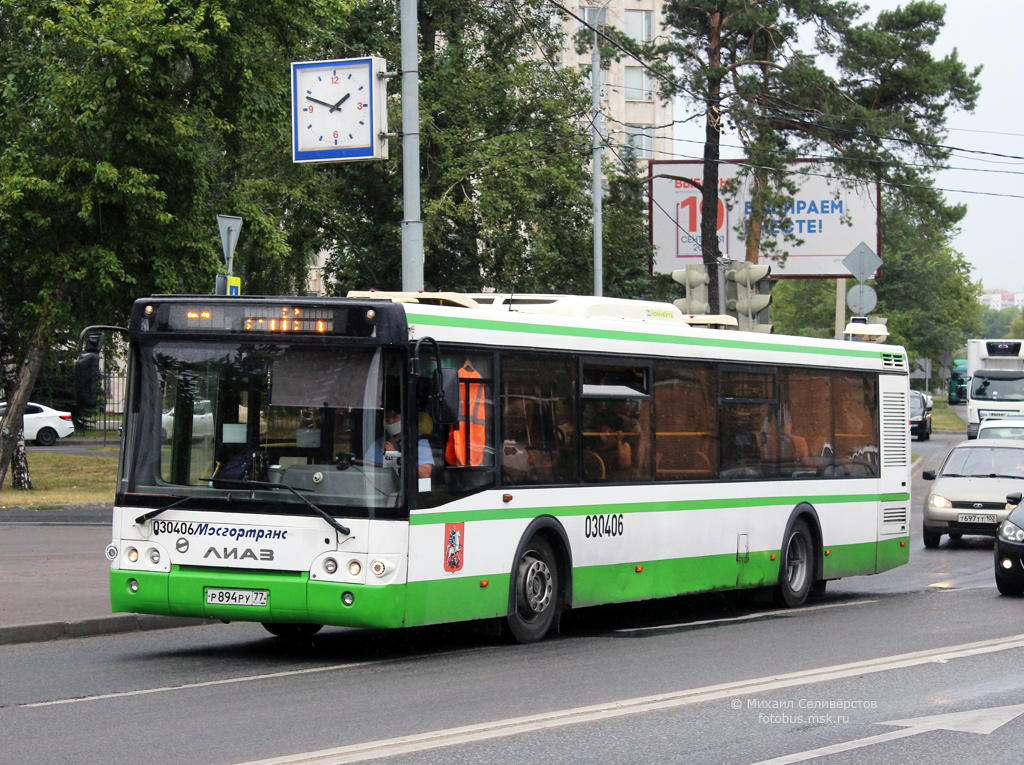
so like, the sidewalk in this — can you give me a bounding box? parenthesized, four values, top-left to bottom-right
(0, 504, 209, 646)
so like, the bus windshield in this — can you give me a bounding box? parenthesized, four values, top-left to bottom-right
(127, 340, 406, 513)
(971, 374, 1024, 401)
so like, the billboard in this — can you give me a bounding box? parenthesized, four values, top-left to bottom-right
(649, 160, 879, 278)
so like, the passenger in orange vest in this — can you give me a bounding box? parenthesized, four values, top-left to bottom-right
(446, 360, 486, 466)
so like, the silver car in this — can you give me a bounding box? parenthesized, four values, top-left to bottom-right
(922, 438, 1024, 548)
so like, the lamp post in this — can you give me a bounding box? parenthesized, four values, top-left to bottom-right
(591, 0, 614, 297)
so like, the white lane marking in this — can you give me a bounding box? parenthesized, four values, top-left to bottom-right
(613, 599, 876, 633)
(231, 633, 1024, 765)
(21, 661, 373, 708)
(750, 703, 1024, 764)
(17, 601, 871, 708)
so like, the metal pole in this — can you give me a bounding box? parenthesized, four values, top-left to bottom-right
(401, 0, 424, 291)
(835, 278, 845, 339)
(592, 26, 603, 297)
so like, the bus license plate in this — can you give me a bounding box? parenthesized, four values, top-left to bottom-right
(958, 513, 997, 525)
(206, 588, 269, 607)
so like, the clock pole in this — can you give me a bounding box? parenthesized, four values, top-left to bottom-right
(400, 0, 424, 291)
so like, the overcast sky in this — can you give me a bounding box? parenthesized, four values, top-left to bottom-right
(667, 1, 1019, 293)
(906, 1, 1023, 293)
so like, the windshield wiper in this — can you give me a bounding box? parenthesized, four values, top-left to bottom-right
(199, 478, 351, 537)
(136, 495, 215, 525)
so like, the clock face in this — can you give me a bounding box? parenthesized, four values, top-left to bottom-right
(291, 58, 387, 162)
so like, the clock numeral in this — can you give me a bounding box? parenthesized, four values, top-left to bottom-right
(333, 131, 339, 139)
(307, 105, 314, 113)
(357, 102, 364, 110)
(331, 76, 339, 84)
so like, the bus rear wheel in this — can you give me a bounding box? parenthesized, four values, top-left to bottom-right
(775, 519, 815, 608)
(507, 537, 560, 643)
(262, 622, 323, 639)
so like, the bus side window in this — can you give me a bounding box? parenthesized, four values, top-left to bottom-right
(653, 361, 718, 481)
(500, 355, 577, 486)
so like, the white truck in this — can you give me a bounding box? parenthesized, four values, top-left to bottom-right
(966, 339, 1024, 438)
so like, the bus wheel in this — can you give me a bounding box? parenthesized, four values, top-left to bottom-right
(262, 622, 323, 639)
(507, 537, 559, 643)
(775, 519, 814, 608)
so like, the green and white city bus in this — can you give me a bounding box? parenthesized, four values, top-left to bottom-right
(78, 292, 911, 642)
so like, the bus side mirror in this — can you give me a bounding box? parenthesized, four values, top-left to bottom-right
(431, 368, 460, 425)
(74, 333, 104, 410)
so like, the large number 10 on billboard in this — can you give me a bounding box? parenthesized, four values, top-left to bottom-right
(677, 195, 727, 253)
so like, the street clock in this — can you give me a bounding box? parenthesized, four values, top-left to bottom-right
(291, 57, 388, 163)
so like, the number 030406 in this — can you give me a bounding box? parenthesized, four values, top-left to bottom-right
(585, 514, 624, 539)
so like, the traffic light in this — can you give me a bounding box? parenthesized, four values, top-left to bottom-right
(725, 261, 772, 332)
(671, 265, 710, 315)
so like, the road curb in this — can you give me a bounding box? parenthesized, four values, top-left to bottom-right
(0, 614, 216, 646)
(0, 503, 113, 525)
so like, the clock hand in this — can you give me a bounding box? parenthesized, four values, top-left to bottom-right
(305, 96, 337, 109)
(330, 93, 351, 112)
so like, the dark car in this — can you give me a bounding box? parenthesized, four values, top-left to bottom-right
(909, 390, 932, 441)
(995, 492, 1024, 596)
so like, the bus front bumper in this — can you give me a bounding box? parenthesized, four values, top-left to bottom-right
(111, 567, 407, 630)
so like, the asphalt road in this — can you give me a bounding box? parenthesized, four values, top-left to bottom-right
(8, 427, 1024, 765)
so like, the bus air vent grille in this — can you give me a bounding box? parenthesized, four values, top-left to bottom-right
(881, 392, 908, 467)
(883, 508, 908, 526)
(881, 353, 907, 371)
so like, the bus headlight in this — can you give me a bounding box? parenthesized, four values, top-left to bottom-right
(347, 560, 361, 576)
(370, 559, 393, 577)
(127, 547, 139, 563)
(323, 558, 338, 575)
(148, 548, 161, 565)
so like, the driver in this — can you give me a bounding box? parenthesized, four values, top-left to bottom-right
(363, 409, 434, 478)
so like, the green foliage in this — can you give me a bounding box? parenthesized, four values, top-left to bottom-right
(320, 1, 598, 296)
(874, 192, 982, 359)
(602, 147, 671, 301)
(980, 307, 1017, 339)
(654, 1, 980, 273)
(0, 0, 353, 340)
(1009, 310, 1024, 339)
(770, 279, 838, 339)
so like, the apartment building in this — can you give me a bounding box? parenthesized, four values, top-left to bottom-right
(559, 1, 673, 166)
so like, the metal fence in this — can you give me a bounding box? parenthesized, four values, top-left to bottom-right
(78, 371, 127, 446)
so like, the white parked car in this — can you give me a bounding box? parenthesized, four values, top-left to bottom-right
(0, 402, 75, 446)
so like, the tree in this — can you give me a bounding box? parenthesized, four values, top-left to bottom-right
(653, 1, 979, 305)
(980, 307, 1017, 339)
(1008, 310, 1024, 339)
(770, 278, 837, 339)
(0, 0, 353, 491)
(874, 191, 982, 362)
(772, 188, 981, 364)
(601, 147, 675, 301)
(321, 1, 597, 296)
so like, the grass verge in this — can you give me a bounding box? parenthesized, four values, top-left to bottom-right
(1, 450, 117, 507)
(932, 400, 966, 432)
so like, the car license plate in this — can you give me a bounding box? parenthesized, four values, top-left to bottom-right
(205, 588, 268, 607)
(957, 513, 997, 525)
